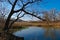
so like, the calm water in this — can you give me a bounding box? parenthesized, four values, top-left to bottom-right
(13, 26, 60, 40)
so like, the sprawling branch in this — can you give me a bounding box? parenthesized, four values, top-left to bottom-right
(23, 1, 34, 8)
(14, 0, 38, 13)
(8, 0, 13, 5)
(7, 11, 25, 32)
(13, 8, 22, 13)
(23, 9, 46, 21)
(13, 0, 45, 21)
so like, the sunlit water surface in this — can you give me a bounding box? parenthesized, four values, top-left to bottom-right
(13, 26, 60, 40)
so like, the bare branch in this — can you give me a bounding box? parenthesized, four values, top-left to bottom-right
(17, 11, 22, 17)
(13, 8, 22, 13)
(23, 9, 46, 21)
(13, 0, 37, 13)
(23, 1, 34, 7)
(18, 13, 25, 18)
(8, 0, 13, 5)
(7, 11, 25, 31)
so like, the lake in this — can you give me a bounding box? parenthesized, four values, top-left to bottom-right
(13, 26, 60, 40)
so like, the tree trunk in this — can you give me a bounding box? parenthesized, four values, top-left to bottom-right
(3, 11, 13, 32)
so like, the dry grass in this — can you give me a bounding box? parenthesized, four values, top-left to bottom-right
(0, 21, 60, 29)
(12, 21, 60, 28)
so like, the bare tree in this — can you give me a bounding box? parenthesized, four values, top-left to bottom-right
(42, 9, 58, 21)
(50, 9, 57, 21)
(3, 0, 46, 32)
(0, 0, 49, 40)
(43, 11, 50, 21)
(0, 0, 46, 40)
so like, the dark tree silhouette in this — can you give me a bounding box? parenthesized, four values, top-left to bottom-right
(3, 0, 46, 32)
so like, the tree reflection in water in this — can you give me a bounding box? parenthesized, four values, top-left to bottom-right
(44, 27, 56, 40)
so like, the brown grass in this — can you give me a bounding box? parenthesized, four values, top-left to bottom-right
(12, 21, 60, 28)
(0, 21, 60, 28)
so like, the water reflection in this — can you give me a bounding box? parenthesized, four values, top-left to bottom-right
(13, 26, 60, 40)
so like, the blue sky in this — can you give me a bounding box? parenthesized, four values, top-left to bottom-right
(1, 0, 60, 21)
(40, 0, 60, 11)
